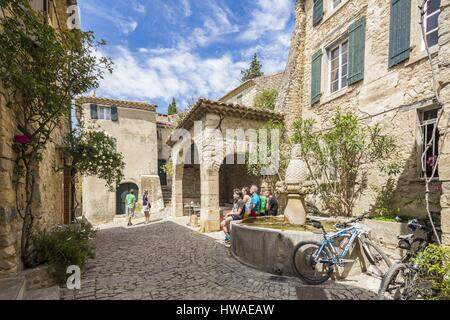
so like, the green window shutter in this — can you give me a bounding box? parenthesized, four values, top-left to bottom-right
(90, 104, 98, 119)
(311, 49, 323, 105)
(348, 16, 366, 85)
(111, 106, 118, 121)
(313, 0, 324, 27)
(388, 0, 411, 67)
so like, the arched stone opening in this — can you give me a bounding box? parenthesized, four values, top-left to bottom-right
(218, 153, 262, 206)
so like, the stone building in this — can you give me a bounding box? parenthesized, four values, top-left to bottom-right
(169, 98, 283, 232)
(0, 0, 74, 276)
(219, 72, 283, 106)
(276, 0, 450, 243)
(76, 96, 170, 225)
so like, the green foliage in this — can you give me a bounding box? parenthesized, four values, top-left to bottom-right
(241, 53, 264, 83)
(161, 158, 173, 175)
(0, 0, 111, 266)
(245, 120, 291, 189)
(167, 98, 178, 115)
(253, 89, 278, 110)
(292, 111, 396, 217)
(373, 163, 402, 218)
(63, 129, 125, 191)
(413, 245, 450, 300)
(33, 222, 97, 284)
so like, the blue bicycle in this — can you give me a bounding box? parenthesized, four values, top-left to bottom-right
(291, 211, 392, 285)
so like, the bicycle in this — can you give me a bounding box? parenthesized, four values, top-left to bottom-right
(378, 219, 439, 300)
(291, 211, 392, 285)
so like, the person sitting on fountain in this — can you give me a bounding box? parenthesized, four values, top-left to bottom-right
(220, 189, 245, 244)
(249, 185, 261, 218)
(265, 189, 278, 216)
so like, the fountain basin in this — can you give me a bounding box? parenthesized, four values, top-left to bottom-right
(230, 216, 366, 278)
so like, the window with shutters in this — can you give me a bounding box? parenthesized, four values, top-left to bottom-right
(423, 0, 441, 48)
(328, 40, 348, 94)
(418, 107, 440, 178)
(98, 106, 112, 120)
(388, 0, 412, 67)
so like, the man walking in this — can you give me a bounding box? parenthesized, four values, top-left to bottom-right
(126, 189, 137, 227)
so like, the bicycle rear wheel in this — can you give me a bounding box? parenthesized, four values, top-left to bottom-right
(291, 241, 334, 285)
(362, 239, 392, 279)
(378, 263, 418, 300)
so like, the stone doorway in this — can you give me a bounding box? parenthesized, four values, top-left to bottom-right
(116, 183, 139, 215)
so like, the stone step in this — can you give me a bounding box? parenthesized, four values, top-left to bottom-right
(24, 285, 60, 300)
(0, 276, 27, 300)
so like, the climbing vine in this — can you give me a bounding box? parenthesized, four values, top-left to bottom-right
(0, 0, 112, 266)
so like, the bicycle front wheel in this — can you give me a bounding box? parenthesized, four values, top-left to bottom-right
(291, 241, 334, 285)
(378, 263, 418, 300)
(362, 239, 392, 279)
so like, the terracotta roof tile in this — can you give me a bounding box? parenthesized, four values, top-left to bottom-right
(175, 98, 284, 131)
(75, 96, 156, 112)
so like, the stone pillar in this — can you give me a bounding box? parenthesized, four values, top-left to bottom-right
(171, 164, 184, 218)
(199, 165, 220, 233)
(438, 0, 450, 245)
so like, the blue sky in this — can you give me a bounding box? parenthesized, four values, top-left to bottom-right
(78, 0, 295, 114)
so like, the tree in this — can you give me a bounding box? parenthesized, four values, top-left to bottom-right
(0, 0, 112, 266)
(253, 89, 278, 110)
(63, 129, 125, 191)
(292, 111, 396, 217)
(167, 98, 178, 115)
(241, 53, 264, 83)
(245, 120, 291, 191)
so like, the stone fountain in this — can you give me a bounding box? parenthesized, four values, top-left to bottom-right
(277, 144, 313, 225)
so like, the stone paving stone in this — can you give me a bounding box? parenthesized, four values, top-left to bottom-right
(60, 221, 378, 300)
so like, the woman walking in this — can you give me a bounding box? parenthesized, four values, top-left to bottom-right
(142, 190, 151, 224)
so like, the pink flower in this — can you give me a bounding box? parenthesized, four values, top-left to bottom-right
(14, 135, 31, 145)
(426, 155, 438, 167)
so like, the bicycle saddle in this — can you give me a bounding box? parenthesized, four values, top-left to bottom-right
(398, 234, 414, 241)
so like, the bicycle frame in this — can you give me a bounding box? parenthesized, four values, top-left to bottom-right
(313, 224, 363, 265)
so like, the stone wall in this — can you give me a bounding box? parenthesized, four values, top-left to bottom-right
(437, 0, 450, 243)
(0, 94, 68, 277)
(223, 73, 284, 107)
(277, 0, 448, 226)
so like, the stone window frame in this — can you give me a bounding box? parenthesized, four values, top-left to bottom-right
(416, 105, 441, 178)
(332, 0, 343, 10)
(328, 38, 349, 94)
(322, 0, 350, 22)
(97, 105, 112, 121)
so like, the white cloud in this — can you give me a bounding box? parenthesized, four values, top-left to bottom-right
(181, 0, 192, 17)
(239, 0, 293, 41)
(79, 2, 138, 34)
(96, 46, 247, 107)
(189, 3, 239, 47)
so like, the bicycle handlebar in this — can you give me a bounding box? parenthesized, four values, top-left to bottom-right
(335, 210, 371, 229)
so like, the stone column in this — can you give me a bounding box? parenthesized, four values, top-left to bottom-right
(199, 165, 220, 233)
(438, 0, 450, 245)
(171, 164, 184, 218)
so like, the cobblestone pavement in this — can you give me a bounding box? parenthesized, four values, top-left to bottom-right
(60, 220, 379, 300)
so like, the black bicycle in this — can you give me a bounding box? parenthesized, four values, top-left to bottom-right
(378, 219, 439, 300)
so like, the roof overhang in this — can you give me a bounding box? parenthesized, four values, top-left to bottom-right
(167, 98, 284, 147)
